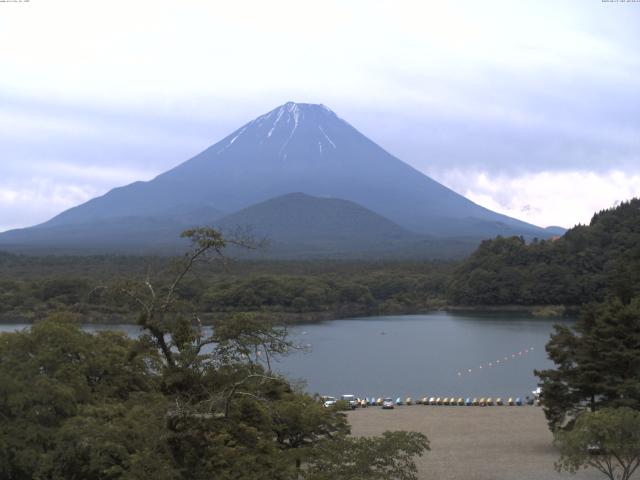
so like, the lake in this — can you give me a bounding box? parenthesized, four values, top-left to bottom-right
(0, 311, 568, 400)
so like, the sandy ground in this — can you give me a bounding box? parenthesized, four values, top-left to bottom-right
(347, 406, 604, 480)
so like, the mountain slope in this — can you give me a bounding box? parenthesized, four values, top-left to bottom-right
(37, 102, 548, 235)
(0, 102, 552, 255)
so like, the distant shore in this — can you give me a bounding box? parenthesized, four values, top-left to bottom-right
(347, 406, 599, 480)
(0, 304, 577, 326)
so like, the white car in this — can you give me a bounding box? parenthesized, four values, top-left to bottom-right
(341, 394, 358, 410)
(382, 397, 395, 409)
(322, 396, 337, 408)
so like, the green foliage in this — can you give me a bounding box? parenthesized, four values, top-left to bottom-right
(0, 256, 453, 324)
(554, 407, 640, 480)
(0, 314, 161, 480)
(449, 199, 640, 306)
(305, 431, 430, 480)
(535, 297, 640, 430)
(0, 229, 431, 479)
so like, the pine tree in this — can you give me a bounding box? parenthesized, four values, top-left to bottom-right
(536, 296, 640, 430)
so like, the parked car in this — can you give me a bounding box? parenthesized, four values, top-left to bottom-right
(382, 397, 395, 409)
(587, 442, 604, 455)
(321, 396, 337, 408)
(341, 394, 358, 410)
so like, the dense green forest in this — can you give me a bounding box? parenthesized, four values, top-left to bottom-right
(0, 252, 453, 324)
(449, 199, 640, 306)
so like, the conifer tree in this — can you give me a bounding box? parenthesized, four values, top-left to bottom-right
(536, 296, 640, 430)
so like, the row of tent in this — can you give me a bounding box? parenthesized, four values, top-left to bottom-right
(358, 397, 540, 407)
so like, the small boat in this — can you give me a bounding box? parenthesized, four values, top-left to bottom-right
(515, 397, 522, 406)
(479, 397, 486, 407)
(420, 397, 429, 405)
(443, 397, 449, 406)
(457, 397, 464, 406)
(436, 397, 442, 405)
(395, 397, 402, 406)
(405, 397, 413, 405)
(486, 397, 494, 406)
(508, 397, 514, 406)
(429, 397, 436, 405)
(465, 398, 472, 406)
(496, 398, 503, 406)
(472, 398, 479, 406)
(376, 397, 383, 406)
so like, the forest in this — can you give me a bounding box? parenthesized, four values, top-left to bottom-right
(2, 199, 640, 325)
(449, 199, 640, 306)
(0, 253, 453, 324)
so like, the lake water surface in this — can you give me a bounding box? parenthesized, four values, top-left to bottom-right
(1, 311, 568, 400)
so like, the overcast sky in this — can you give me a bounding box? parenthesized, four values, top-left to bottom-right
(1, 0, 639, 232)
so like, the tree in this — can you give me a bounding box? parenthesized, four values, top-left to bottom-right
(212, 313, 294, 373)
(1, 228, 432, 479)
(554, 407, 640, 480)
(271, 394, 349, 473)
(304, 431, 430, 480)
(0, 313, 162, 480)
(535, 296, 640, 430)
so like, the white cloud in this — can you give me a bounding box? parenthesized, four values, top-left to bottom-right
(429, 169, 640, 228)
(0, 181, 98, 232)
(0, 164, 156, 232)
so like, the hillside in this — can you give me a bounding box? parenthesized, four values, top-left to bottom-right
(215, 193, 482, 259)
(215, 193, 417, 257)
(448, 199, 640, 306)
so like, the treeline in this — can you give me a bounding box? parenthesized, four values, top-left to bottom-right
(449, 199, 640, 306)
(0, 254, 453, 323)
(6, 198, 639, 320)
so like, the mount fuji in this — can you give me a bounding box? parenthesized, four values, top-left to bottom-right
(0, 102, 555, 257)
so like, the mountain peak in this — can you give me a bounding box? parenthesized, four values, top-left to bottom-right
(282, 101, 333, 112)
(216, 101, 342, 157)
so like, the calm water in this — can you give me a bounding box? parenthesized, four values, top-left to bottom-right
(0, 311, 568, 400)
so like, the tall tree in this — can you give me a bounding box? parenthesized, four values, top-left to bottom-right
(554, 407, 640, 480)
(536, 297, 640, 430)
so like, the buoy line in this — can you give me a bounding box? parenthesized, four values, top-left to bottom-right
(455, 346, 536, 378)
